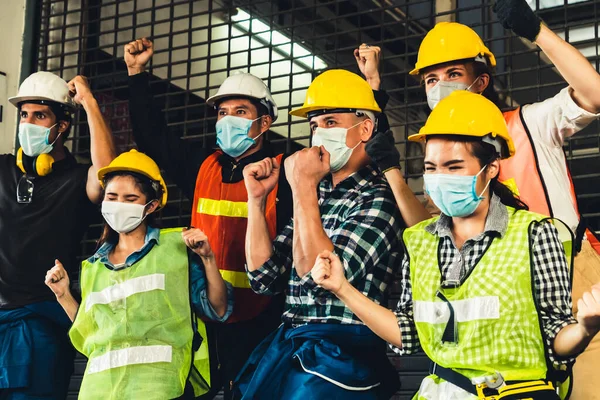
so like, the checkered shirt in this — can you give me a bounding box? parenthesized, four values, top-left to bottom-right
(247, 164, 403, 325)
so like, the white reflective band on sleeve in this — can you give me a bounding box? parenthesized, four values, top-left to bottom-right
(419, 376, 477, 400)
(414, 296, 499, 324)
(87, 345, 172, 374)
(86, 273, 165, 311)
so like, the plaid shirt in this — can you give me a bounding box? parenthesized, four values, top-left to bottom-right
(247, 164, 403, 325)
(392, 194, 577, 367)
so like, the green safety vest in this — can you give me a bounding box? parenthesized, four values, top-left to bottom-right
(404, 208, 552, 398)
(70, 228, 210, 399)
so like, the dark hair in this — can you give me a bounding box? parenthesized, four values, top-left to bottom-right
(18, 100, 73, 138)
(97, 171, 161, 247)
(248, 98, 270, 119)
(471, 61, 500, 108)
(428, 134, 529, 211)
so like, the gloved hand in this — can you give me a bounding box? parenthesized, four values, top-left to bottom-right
(493, 0, 542, 42)
(365, 130, 400, 172)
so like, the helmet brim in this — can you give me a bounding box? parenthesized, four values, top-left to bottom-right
(206, 92, 278, 121)
(408, 131, 514, 159)
(290, 104, 382, 119)
(97, 165, 168, 209)
(9, 95, 76, 109)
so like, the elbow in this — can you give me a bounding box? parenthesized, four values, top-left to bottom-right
(214, 304, 227, 320)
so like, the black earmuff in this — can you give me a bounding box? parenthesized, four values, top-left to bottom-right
(16, 148, 55, 177)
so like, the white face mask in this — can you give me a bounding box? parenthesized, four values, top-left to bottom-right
(101, 201, 151, 234)
(426, 77, 480, 110)
(18, 123, 61, 157)
(312, 120, 364, 172)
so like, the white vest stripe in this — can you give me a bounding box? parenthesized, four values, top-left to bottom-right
(85, 273, 165, 311)
(413, 296, 500, 324)
(87, 345, 172, 374)
(418, 377, 476, 399)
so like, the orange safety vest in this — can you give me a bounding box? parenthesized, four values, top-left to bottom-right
(191, 151, 282, 323)
(499, 108, 600, 253)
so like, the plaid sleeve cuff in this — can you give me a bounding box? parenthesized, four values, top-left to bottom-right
(246, 259, 283, 295)
(390, 312, 421, 356)
(546, 318, 579, 366)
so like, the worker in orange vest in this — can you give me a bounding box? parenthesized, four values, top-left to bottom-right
(365, 1, 600, 398)
(124, 38, 290, 399)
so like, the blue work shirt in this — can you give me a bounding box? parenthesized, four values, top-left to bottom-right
(87, 226, 233, 322)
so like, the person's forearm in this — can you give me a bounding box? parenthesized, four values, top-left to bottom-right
(553, 322, 598, 357)
(336, 281, 402, 347)
(384, 168, 431, 227)
(127, 64, 146, 76)
(83, 96, 115, 203)
(201, 255, 228, 318)
(56, 291, 79, 322)
(536, 24, 600, 113)
(246, 198, 274, 272)
(367, 77, 381, 91)
(83, 96, 116, 171)
(292, 186, 334, 277)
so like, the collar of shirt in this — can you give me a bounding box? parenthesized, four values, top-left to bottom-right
(318, 163, 379, 200)
(424, 193, 508, 240)
(217, 143, 275, 183)
(87, 226, 161, 269)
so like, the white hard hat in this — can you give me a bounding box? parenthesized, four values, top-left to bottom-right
(9, 71, 76, 110)
(207, 72, 278, 121)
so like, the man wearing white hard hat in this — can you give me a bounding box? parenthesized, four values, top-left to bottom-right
(125, 38, 291, 399)
(0, 72, 115, 398)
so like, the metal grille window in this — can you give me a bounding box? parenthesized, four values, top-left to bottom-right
(33, 1, 600, 399)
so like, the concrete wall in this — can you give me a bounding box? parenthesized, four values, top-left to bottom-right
(0, 0, 27, 154)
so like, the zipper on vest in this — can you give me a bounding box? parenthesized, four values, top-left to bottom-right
(229, 163, 238, 182)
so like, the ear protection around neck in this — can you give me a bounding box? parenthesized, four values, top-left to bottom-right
(16, 147, 55, 177)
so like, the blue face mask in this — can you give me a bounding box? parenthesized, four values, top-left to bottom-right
(18, 123, 60, 157)
(423, 165, 491, 217)
(216, 115, 264, 158)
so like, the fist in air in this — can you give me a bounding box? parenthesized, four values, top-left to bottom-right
(125, 37, 154, 76)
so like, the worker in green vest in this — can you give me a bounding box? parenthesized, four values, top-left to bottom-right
(311, 91, 600, 399)
(44, 149, 233, 400)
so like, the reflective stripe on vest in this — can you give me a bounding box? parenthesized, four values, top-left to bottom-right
(219, 269, 252, 289)
(88, 345, 172, 374)
(499, 108, 579, 221)
(404, 208, 549, 387)
(196, 198, 248, 218)
(413, 296, 500, 324)
(70, 228, 209, 399)
(191, 151, 282, 323)
(85, 273, 165, 311)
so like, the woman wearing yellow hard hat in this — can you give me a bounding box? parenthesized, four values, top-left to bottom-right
(43, 149, 233, 400)
(311, 91, 600, 400)
(364, 4, 600, 397)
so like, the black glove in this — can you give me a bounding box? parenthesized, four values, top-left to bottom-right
(493, 0, 542, 42)
(365, 130, 400, 172)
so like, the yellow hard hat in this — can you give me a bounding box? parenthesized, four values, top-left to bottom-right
(97, 149, 168, 208)
(409, 91, 514, 158)
(410, 22, 497, 76)
(289, 69, 381, 118)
